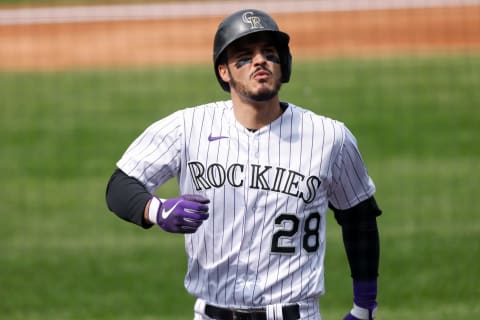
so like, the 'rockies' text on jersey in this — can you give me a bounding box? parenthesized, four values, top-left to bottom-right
(117, 100, 375, 309)
(187, 161, 322, 204)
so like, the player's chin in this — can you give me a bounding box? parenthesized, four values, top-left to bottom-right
(250, 82, 280, 101)
(250, 84, 281, 101)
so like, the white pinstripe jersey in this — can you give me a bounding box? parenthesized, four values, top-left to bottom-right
(117, 100, 375, 310)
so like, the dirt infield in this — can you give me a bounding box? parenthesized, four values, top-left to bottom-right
(0, 5, 479, 70)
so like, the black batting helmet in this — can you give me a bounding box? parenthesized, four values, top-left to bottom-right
(213, 9, 292, 92)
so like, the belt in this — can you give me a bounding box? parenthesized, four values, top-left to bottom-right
(205, 303, 300, 320)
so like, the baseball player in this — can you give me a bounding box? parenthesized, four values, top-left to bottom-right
(106, 9, 381, 320)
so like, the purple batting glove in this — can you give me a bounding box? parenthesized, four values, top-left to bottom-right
(148, 195, 210, 234)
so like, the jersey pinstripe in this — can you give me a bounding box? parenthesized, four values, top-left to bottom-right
(117, 100, 375, 313)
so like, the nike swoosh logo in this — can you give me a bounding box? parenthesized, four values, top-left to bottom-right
(208, 134, 229, 142)
(161, 201, 182, 219)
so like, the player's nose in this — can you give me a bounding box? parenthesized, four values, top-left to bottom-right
(251, 50, 268, 65)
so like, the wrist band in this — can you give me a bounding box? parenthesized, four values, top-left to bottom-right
(351, 303, 376, 320)
(148, 196, 161, 224)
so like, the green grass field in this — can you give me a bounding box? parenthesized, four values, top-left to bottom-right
(1, 55, 479, 319)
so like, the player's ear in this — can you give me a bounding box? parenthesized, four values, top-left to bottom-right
(218, 64, 231, 83)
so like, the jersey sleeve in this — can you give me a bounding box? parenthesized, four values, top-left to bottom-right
(328, 124, 376, 210)
(116, 110, 183, 193)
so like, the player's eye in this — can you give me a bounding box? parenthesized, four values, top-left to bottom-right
(266, 54, 281, 64)
(234, 56, 252, 68)
(231, 46, 280, 68)
(263, 47, 280, 64)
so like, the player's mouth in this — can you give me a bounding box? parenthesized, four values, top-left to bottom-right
(251, 68, 272, 81)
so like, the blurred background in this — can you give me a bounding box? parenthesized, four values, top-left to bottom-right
(1, 0, 479, 319)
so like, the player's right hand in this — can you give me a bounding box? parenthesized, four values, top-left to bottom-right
(148, 195, 210, 234)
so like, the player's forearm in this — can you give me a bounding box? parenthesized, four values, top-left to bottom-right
(341, 217, 380, 280)
(105, 168, 153, 228)
(332, 197, 381, 319)
(343, 226, 379, 318)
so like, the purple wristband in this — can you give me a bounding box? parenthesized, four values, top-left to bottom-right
(353, 279, 377, 309)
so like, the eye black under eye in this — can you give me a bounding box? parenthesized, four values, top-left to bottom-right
(266, 54, 281, 64)
(235, 57, 252, 68)
(233, 50, 281, 68)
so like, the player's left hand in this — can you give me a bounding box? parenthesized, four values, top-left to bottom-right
(343, 313, 360, 320)
(343, 313, 363, 320)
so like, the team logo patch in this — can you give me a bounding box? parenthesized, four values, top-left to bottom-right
(242, 11, 264, 29)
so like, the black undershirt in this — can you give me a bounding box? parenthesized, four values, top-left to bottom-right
(330, 197, 382, 280)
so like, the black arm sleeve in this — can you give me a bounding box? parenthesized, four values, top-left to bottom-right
(330, 196, 382, 280)
(105, 168, 154, 229)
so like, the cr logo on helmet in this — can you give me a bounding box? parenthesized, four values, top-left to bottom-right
(242, 11, 264, 29)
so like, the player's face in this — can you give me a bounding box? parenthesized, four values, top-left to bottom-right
(219, 34, 283, 102)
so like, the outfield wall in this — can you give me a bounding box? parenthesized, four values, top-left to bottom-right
(0, 0, 479, 70)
